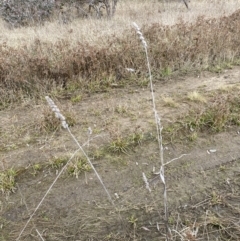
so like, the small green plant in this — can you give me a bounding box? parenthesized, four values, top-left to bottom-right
(161, 66, 172, 77)
(108, 137, 130, 154)
(30, 163, 42, 176)
(219, 165, 226, 172)
(128, 214, 138, 239)
(128, 130, 144, 146)
(66, 82, 81, 92)
(50, 156, 68, 169)
(71, 95, 82, 103)
(188, 132, 198, 141)
(208, 64, 223, 73)
(210, 191, 222, 206)
(168, 215, 175, 225)
(92, 148, 105, 160)
(0, 168, 17, 194)
(139, 77, 149, 87)
(187, 107, 229, 133)
(67, 157, 91, 178)
(65, 113, 77, 127)
(163, 123, 182, 142)
(108, 128, 144, 154)
(128, 214, 138, 226)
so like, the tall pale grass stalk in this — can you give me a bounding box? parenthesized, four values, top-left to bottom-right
(163, 154, 188, 166)
(36, 229, 45, 241)
(133, 22, 171, 239)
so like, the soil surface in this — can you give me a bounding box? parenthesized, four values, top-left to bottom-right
(1, 67, 240, 240)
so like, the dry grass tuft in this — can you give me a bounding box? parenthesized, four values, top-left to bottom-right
(162, 96, 179, 107)
(187, 91, 207, 103)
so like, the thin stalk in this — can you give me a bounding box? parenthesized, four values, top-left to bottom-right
(133, 22, 171, 240)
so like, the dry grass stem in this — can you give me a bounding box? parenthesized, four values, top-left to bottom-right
(36, 229, 45, 241)
(142, 172, 151, 193)
(133, 22, 171, 239)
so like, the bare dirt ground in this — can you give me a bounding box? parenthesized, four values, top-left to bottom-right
(1, 67, 240, 240)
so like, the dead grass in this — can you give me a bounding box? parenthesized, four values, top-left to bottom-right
(0, 1, 240, 107)
(162, 96, 179, 107)
(187, 91, 207, 103)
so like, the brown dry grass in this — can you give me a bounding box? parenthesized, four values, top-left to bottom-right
(0, 0, 240, 108)
(0, 0, 239, 47)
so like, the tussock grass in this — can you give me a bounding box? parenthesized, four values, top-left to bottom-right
(162, 96, 178, 107)
(107, 130, 143, 154)
(187, 91, 207, 103)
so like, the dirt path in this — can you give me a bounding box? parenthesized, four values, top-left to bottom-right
(1, 67, 240, 240)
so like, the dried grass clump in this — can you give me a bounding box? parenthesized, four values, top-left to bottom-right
(0, 9, 240, 106)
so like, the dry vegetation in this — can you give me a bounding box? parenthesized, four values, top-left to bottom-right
(0, 0, 240, 107)
(1, 0, 240, 240)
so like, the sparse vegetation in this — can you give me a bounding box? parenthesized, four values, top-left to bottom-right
(1, 0, 240, 240)
(0, 1, 239, 107)
(160, 89, 240, 143)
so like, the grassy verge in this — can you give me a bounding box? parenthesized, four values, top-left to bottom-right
(0, 7, 240, 108)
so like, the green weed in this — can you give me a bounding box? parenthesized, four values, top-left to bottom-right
(50, 156, 68, 169)
(67, 157, 91, 178)
(65, 112, 77, 127)
(108, 130, 144, 154)
(30, 163, 42, 176)
(108, 136, 130, 154)
(71, 95, 82, 103)
(0, 168, 17, 194)
(114, 105, 129, 115)
(161, 67, 172, 77)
